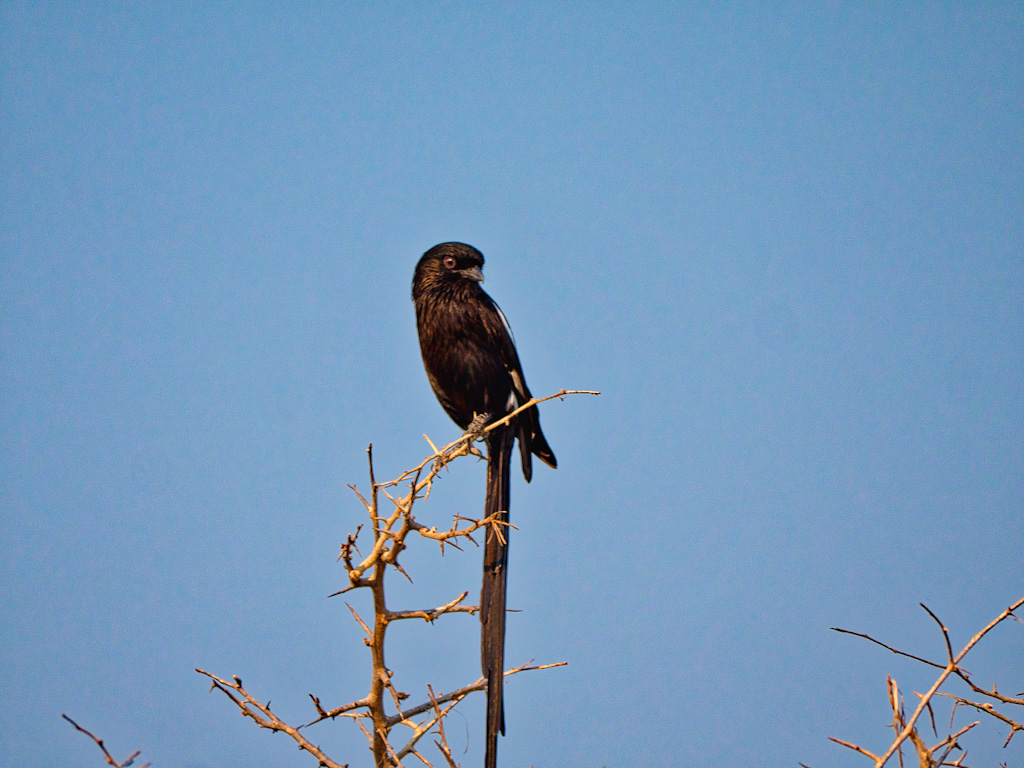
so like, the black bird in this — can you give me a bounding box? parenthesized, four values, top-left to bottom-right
(412, 242, 556, 768)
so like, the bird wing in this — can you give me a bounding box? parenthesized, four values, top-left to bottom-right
(479, 292, 556, 479)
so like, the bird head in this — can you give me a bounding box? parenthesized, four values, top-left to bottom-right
(413, 242, 486, 298)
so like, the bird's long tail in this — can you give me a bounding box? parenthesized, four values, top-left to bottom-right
(482, 425, 514, 768)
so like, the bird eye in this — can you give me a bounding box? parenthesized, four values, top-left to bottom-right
(443, 256, 456, 269)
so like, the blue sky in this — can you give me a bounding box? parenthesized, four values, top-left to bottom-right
(2, 3, 1022, 767)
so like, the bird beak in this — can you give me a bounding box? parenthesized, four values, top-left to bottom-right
(460, 266, 484, 283)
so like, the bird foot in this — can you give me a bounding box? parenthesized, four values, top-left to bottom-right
(464, 412, 492, 437)
(432, 413, 491, 473)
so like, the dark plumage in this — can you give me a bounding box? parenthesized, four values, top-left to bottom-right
(412, 242, 556, 768)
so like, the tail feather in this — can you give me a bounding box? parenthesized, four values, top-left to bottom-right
(483, 426, 514, 768)
(517, 404, 557, 482)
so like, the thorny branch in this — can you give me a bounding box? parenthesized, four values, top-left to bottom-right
(194, 670, 350, 768)
(62, 714, 151, 768)
(199, 389, 596, 767)
(826, 595, 1024, 767)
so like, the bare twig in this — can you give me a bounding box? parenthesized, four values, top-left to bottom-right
(302, 659, 567, 731)
(829, 736, 879, 761)
(383, 660, 567, 728)
(378, 390, 600, 496)
(62, 714, 151, 768)
(830, 628, 947, 673)
(829, 595, 1024, 767)
(428, 685, 460, 768)
(932, 692, 1024, 747)
(385, 591, 477, 622)
(196, 669, 350, 768)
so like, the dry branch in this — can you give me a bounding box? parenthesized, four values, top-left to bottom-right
(195, 669, 351, 768)
(199, 389, 595, 767)
(828, 595, 1024, 767)
(62, 714, 151, 768)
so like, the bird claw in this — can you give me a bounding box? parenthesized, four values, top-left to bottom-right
(430, 415, 489, 474)
(464, 412, 491, 438)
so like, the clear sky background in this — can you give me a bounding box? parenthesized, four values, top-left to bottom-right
(2, 4, 1022, 767)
